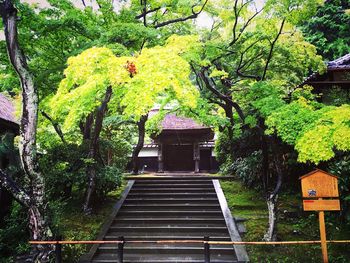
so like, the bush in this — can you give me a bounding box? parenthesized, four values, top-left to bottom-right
(0, 203, 30, 263)
(95, 166, 123, 199)
(230, 150, 263, 188)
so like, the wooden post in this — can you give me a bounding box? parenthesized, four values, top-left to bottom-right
(157, 143, 164, 173)
(194, 142, 200, 173)
(319, 210, 328, 263)
(118, 236, 124, 263)
(204, 236, 210, 263)
(55, 239, 62, 263)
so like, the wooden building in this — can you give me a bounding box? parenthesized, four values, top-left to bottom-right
(0, 93, 19, 223)
(137, 111, 218, 173)
(301, 53, 350, 102)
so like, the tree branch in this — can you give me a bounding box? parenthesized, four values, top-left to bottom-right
(154, 0, 208, 28)
(135, 6, 161, 19)
(0, 169, 31, 208)
(230, 1, 263, 46)
(40, 110, 66, 144)
(262, 19, 285, 80)
(199, 67, 245, 122)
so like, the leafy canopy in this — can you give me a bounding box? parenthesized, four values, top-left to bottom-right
(249, 82, 350, 164)
(50, 35, 199, 133)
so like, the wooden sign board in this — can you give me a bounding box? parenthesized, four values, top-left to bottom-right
(303, 199, 340, 211)
(300, 169, 339, 198)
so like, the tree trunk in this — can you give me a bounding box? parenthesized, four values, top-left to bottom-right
(223, 103, 235, 157)
(264, 138, 284, 242)
(83, 87, 112, 213)
(265, 193, 278, 241)
(131, 114, 148, 174)
(0, 1, 52, 261)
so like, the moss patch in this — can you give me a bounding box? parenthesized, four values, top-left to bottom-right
(56, 180, 128, 262)
(221, 180, 350, 263)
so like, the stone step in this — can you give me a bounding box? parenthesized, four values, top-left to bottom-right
(122, 204, 221, 210)
(108, 226, 229, 235)
(98, 244, 235, 252)
(93, 254, 237, 263)
(117, 210, 223, 217)
(121, 205, 221, 211)
(129, 188, 216, 193)
(133, 183, 214, 188)
(104, 235, 232, 241)
(93, 260, 236, 263)
(114, 216, 225, 221)
(124, 198, 219, 203)
(112, 222, 227, 228)
(94, 247, 237, 262)
(132, 179, 213, 184)
(127, 192, 217, 198)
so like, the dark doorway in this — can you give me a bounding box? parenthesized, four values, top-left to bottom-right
(164, 144, 194, 171)
(199, 149, 212, 171)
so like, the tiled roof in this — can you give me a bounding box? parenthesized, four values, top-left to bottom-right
(328, 53, 350, 70)
(303, 53, 350, 83)
(161, 113, 209, 131)
(0, 93, 18, 124)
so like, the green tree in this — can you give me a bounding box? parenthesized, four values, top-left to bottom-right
(302, 0, 350, 60)
(50, 36, 199, 211)
(0, 0, 53, 261)
(187, 0, 324, 241)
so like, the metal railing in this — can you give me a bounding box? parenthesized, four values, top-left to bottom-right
(30, 237, 350, 263)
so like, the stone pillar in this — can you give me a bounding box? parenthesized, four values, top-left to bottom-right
(193, 142, 200, 173)
(157, 142, 164, 173)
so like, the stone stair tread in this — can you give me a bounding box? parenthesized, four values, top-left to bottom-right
(122, 204, 220, 208)
(93, 260, 237, 263)
(99, 244, 235, 249)
(111, 223, 227, 228)
(113, 217, 225, 221)
(128, 193, 217, 196)
(133, 183, 214, 187)
(130, 188, 215, 191)
(104, 235, 231, 240)
(125, 198, 219, 202)
(95, 254, 236, 263)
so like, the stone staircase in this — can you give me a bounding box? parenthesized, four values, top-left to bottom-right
(81, 177, 248, 263)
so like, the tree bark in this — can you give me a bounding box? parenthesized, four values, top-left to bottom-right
(131, 114, 148, 174)
(0, 1, 53, 261)
(223, 103, 235, 153)
(264, 137, 284, 242)
(83, 87, 112, 213)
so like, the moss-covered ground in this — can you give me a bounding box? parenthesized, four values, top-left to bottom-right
(56, 180, 128, 262)
(221, 180, 350, 263)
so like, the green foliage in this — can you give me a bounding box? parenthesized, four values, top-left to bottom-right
(220, 150, 263, 189)
(0, 203, 30, 263)
(40, 140, 128, 201)
(302, 0, 350, 60)
(50, 35, 199, 135)
(248, 81, 350, 164)
(329, 155, 350, 223)
(95, 166, 124, 199)
(247, 82, 285, 118)
(231, 151, 263, 188)
(295, 105, 350, 164)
